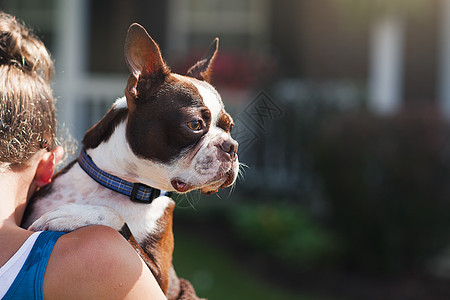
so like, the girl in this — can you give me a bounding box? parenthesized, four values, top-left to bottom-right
(0, 12, 165, 299)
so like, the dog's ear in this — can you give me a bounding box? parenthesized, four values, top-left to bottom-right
(125, 23, 168, 79)
(124, 23, 169, 105)
(186, 38, 219, 82)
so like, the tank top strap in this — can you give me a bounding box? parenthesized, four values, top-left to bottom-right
(2, 231, 65, 300)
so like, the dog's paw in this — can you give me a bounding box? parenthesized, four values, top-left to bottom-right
(28, 203, 126, 232)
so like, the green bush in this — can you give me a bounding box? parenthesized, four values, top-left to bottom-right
(230, 203, 338, 268)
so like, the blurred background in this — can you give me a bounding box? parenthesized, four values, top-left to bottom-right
(4, 0, 450, 299)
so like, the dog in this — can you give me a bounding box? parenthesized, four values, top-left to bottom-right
(22, 23, 239, 300)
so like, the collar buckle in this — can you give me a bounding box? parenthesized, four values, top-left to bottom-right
(130, 183, 161, 204)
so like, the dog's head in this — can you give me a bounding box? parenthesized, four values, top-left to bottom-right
(83, 23, 239, 194)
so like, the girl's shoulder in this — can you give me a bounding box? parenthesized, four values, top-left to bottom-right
(43, 225, 166, 299)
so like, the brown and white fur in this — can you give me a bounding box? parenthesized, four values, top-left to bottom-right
(22, 23, 239, 300)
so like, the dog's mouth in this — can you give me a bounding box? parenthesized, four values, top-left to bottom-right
(171, 179, 193, 193)
(220, 170, 235, 189)
(171, 170, 236, 195)
(200, 170, 235, 195)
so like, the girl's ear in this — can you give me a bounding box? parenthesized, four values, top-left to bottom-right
(34, 146, 64, 187)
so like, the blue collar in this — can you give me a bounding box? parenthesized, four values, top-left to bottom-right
(78, 148, 171, 204)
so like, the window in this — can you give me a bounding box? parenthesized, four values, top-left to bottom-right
(167, 0, 270, 57)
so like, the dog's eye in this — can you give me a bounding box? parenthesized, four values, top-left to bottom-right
(186, 120, 202, 131)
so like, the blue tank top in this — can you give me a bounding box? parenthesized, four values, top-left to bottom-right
(2, 231, 65, 300)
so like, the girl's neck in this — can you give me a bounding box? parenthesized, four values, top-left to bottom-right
(0, 168, 33, 227)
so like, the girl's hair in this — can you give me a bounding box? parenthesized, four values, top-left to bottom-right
(0, 12, 56, 168)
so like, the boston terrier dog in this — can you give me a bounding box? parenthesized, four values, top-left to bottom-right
(22, 23, 239, 300)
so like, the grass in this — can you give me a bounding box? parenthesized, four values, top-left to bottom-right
(172, 230, 318, 300)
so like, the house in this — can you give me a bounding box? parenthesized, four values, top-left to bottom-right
(0, 0, 447, 141)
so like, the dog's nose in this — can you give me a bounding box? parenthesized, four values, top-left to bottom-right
(220, 139, 238, 158)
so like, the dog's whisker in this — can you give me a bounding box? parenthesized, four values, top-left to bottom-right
(186, 190, 201, 210)
(226, 184, 235, 198)
(238, 162, 249, 170)
(177, 192, 197, 210)
(232, 180, 238, 192)
(237, 170, 244, 182)
(192, 190, 202, 206)
(237, 163, 247, 183)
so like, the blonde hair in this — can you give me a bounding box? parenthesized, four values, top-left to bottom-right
(0, 12, 55, 168)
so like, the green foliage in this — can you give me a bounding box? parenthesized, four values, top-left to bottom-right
(172, 231, 312, 300)
(230, 203, 338, 268)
